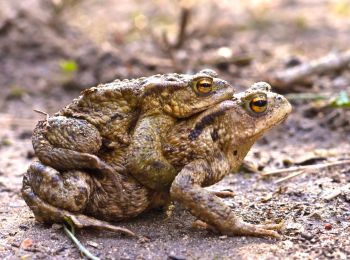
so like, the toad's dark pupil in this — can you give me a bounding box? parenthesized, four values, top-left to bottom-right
(200, 83, 211, 88)
(253, 99, 267, 107)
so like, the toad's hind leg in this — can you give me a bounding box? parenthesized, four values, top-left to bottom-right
(22, 161, 135, 236)
(33, 117, 115, 174)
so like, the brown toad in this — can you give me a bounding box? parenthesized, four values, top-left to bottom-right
(22, 82, 291, 238)
(33, 69, 234, 190)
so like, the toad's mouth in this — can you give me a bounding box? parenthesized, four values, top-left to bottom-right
(249, 112, 291, 140)
(276, 113, 290, 125)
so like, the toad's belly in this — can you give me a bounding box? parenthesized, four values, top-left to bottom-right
(86, 173, 164, 221)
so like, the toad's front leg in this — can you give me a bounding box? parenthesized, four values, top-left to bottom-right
(170, 159, 282, 238)
(128, 114, 177, 190)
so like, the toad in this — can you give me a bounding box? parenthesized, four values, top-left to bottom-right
(22, 82, 291, 238)
(33, 70, 234, 190)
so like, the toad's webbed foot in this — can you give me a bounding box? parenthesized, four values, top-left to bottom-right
(170, 159, 282, 238)
(219, 219, 282, 238)
(192, 220, 282, 238)
(65, 215, 135, 236)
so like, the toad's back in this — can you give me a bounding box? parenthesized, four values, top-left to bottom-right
(59, 79, 145, 146)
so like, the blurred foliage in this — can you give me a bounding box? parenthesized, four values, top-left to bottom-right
(7, 86, 27, 100)
(330, 0, 350, 16)
(294, 15, 308, 30)
(285, 93, 328, 101)
(1, 138, 12, 147)
(59, 59, 78, 73)
(286, 91, 350, 110)
(331, 91, 350, 108)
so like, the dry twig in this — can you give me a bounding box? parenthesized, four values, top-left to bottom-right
(269, 49, 350, 89)
(260, 186, 288, 202)
(0, 113, 36, 128)
(322, 183, 350, 201)
(161, 32, 181, 72)
(173, 7, 191, 49)
(262, 159, 350, 177)
(274, 170, 305, 184)
(159, 3, 193, 72)
(33, 109, 50, 122)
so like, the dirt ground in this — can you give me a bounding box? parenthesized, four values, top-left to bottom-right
(1, 0, 350, 259)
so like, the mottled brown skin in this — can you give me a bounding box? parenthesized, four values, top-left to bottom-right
(22, 82, 291, 238)
(32, 69, 234, 189)
(166, 82, 292, 237)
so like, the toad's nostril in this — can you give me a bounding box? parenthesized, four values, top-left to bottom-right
(276, 96, 283, 101)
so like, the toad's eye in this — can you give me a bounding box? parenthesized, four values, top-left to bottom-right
(249, 95, 267, 113)
(195, 78, 213, 94)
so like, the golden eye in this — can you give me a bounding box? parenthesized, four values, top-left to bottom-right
(249, 95, 267, 113)
(195, 78, 213, 94)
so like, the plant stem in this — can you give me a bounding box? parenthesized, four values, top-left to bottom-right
(63, 224, 100, 260)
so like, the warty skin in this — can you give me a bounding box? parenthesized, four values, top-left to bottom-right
(22, 82, 291, 238)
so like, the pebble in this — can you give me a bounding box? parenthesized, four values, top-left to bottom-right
(51, 223, 62, 230)
(324, 223, 332, 230)
(87, 240, 99, 248)
(301, 232, 314, 240)
(168, 254, 186, 260)
(20, 238, 33, 250)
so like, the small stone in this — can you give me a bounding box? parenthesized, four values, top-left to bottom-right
(301, 232, 313, 240)
(50, 233, 59, 240)
(308, 211, 322, 220)
(285, 56, 302, 68)
(324, 223, 332, 230)
(20, 238, 33, 250)
(168, 254, 186, 260)
(138, 236, 150, 244)
(51, 223, 62, 230)
(219, 235, 228, 239)
(87, 241, 99, 248)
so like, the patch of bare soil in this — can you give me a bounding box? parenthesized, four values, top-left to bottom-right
(1, 0, 350, 259)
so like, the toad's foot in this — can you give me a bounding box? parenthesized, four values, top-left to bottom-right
(66, 215, 135, 237)
(219, 219, 282, 238)
(192, 219, 282, 238)
(22, 175, 135, 237)
(170, 159, 282, 238)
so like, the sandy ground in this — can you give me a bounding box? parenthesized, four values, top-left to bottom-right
(1, 0, 350, 259)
